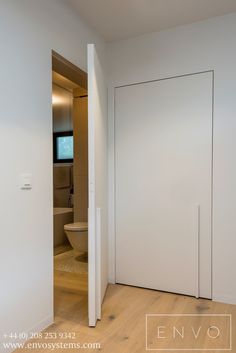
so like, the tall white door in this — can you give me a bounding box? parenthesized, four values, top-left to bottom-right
(88, 44, 108, 326)
(115, 72, 213, 298)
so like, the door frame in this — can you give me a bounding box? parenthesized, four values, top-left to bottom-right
(108, 70, 214, 295)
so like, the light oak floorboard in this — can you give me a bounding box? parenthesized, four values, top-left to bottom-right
(16, 270, 236, 352)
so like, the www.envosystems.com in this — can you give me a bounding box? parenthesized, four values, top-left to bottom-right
(2, 341, 101, 351)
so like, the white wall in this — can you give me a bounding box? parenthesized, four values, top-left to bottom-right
(0, 0, 106, 351)
(107, 13, 236, 305)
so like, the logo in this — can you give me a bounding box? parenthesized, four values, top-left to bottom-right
(146, 314, 232, 351)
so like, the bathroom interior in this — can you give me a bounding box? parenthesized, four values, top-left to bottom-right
(52, 55, 89, 319)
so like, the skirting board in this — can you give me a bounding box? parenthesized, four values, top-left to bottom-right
(2, 315, 53, 353)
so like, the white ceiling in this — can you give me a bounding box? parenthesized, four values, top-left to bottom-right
(65, 0, 236, 42)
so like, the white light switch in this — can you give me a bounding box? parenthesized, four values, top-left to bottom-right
(20, 174, 32, 190)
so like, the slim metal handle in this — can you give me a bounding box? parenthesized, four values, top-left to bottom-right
(195, 204, 200, 298)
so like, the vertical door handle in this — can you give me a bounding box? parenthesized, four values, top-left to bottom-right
(195, 204, 200, 298)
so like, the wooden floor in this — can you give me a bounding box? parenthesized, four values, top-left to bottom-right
(16, 269, 236, 352)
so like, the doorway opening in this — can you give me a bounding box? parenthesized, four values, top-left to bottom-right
(52, 51, 89, 324)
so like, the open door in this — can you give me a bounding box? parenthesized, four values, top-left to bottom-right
(88, 44, 108, 326)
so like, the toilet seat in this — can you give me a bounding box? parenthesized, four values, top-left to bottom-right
(64, 222, 88, 232)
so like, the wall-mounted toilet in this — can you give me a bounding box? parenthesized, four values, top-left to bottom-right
(64, 222, 88, 253)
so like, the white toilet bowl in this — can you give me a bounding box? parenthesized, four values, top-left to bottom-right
(64, 222, 88, 253)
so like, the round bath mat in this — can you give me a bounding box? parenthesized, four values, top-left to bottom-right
(54, 250, 88, 274)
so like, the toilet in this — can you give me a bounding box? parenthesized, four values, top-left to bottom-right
(64, 222, 88, 253)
